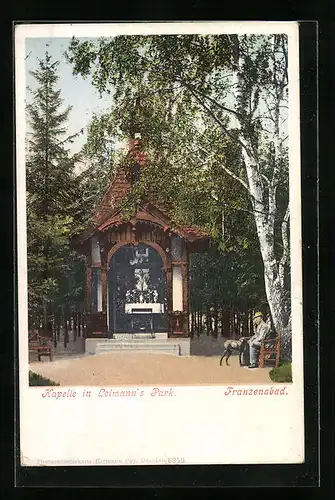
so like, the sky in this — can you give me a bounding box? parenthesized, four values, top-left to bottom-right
(25, 37, 112, 154)
(24, 34, 288, 158)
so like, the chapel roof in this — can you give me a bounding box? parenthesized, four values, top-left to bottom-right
(73, 133, 211, 247)
(89, 167, 210, 243)
(93, 169, 131, 227)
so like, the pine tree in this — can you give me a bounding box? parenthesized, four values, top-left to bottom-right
(26, 51, 84, 333)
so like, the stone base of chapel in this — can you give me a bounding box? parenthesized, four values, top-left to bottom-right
(85, 336, 191, 356)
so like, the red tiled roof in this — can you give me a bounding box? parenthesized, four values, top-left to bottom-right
(93, 170, 131, 226)
(91, 169, 211, 242)
(98, 212, 124, 232)
(179, 226, 210, 240)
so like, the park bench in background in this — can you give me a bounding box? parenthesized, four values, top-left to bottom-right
(28, 330, 53, 362)
(259, 331, 281, 368)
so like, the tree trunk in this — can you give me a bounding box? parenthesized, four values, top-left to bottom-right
(64, 307, 69, 348)
(56, 310, 61, 341)
(198, 309, 201, 336)
(52, 311, 57, 348)
(226, 42, 292, 359)
(234, 311, 238, 337)
(222, 307, 228, 338)
(242, 304, 248, 337)
(251, 303, 255, 333)
(78, 310, 81, 338)
(213, 305, 218, 338)
(190, 311, 195, 336)
(82, 308, 85, 336)
(256, 224, 291, 356)
(232, 306, 236, 337)
(69, 313, 73, 341)
(197, 309, 201, 336)
(191, 312, 195, 338)
(73, 307, 77, 342)
(82, 311, 87, 337)
(241, 145, 291, 358)
(43, 301, 48, 337)
(206, 307, 211, 336)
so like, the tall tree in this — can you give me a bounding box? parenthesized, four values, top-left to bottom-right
(67, 34, 291, 355)
(75, 112, 119, 221)
(26, 51, 85, 331)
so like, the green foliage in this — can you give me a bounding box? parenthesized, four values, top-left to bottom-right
(29, 370, 59, 386)
(269, 362, 292, 383)
(26, 51, 86, 326)
(66, 34, 288, 242)
(66, 35, 291, 330)
(79, 112, 119, 216)
(190, 244, 266, 309)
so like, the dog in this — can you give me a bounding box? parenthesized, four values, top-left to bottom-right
(219, 337, 250, 367)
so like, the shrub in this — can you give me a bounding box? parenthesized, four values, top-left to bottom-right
(29, 370, 59, 386)
(269, 362, 292, 383)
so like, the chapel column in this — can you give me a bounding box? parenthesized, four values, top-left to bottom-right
(85, 254, 92, 314)
(166, 264, 173, 335)
(101, 264, 107, 314)
(99, 240, 108, 315)
(182, 261, 189, 336)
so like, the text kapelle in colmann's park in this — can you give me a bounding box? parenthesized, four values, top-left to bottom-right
(39, 386, 289, 400)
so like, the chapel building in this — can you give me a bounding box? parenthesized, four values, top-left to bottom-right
(72, 133, 210, 344)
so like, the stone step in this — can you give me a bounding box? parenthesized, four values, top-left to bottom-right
(95, 342, 181, 356)
(112, 333, 168, 340)
(55, 344, 85, 350)
(95, 338, 172, 344)
(55, 349, 85, 355)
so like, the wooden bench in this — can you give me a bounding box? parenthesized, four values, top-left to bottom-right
(28, 330, 53, 361)
(259, 332, 281, 368)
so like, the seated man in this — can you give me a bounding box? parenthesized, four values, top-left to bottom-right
(248, 312, 270, 368)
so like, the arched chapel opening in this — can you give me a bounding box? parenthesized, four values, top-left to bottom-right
(108, 242, 167, 336)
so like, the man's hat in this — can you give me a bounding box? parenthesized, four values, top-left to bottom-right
(253, 311, 263, 319)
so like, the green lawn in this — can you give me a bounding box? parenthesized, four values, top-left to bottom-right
(269, 362, 292, 383)
(29, 370, 59, 386)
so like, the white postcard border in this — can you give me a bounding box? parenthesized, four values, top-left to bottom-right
(16, 21, 305, 467)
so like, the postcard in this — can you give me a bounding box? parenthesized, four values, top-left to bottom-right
(16, 21, 304, 468)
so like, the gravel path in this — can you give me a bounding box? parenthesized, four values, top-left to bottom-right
(29, 352, 274, 386)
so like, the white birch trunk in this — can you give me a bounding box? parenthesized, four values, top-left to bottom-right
(241, 146, 291, 356)
(228, 35, 291, 357)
